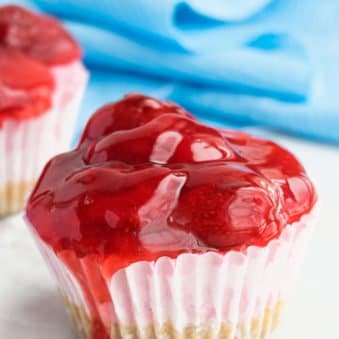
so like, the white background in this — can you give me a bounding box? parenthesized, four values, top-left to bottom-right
(0, 131, 338, 339)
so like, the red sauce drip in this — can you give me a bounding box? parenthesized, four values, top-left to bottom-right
(0, 48, 53, 125)
(0, 5, 81, 124)
(26, 94, 316, 338)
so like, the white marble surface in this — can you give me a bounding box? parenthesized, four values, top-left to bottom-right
(0, 131, 338, 339)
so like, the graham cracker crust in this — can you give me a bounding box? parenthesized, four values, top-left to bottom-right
(61, 294, 92, 339)
(0, 181, 35, 217)
(61, 295, 284, 339)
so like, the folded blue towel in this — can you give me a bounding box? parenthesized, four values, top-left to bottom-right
(2, 0, 339, 143)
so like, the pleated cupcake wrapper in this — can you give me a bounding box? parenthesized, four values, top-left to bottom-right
(28, 211, 315, 339)
(0, 62, 87, 216)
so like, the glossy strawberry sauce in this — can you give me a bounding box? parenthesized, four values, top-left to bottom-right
(0, 5, 81, 125)
(27, 94, 316, 339)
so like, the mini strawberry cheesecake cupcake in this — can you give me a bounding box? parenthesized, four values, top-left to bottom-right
(0, 5, 87, 217)
(25, 94, 316, 339)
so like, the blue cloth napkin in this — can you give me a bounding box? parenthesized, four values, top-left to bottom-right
(2, 0, 339, 143)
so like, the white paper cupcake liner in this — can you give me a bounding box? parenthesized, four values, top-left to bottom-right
(27, 209, 315, 339)
(0, 61, 88, 216)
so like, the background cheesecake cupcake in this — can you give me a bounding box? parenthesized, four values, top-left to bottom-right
(0, 5, 88, 217)
(25, 94, 317, 339)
